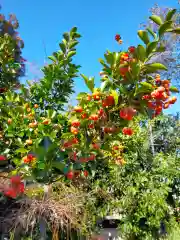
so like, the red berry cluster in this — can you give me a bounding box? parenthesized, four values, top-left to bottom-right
(115, 34, 123, 44)
(122, 127, 134, 136)
(71, 93, 116, 134)
(128, 46, 136, 53)
(23, 154, 36, 164)
(120, 107, 136, 121)
(0, 155, 6, 161)
(102, 95, 115, 108)
(69, 152, 96, 163)
(3, 176, 25, 198)
(63, 138, 79, 149)
(142, 76, 177, 117)
(66, 170, 89, 180)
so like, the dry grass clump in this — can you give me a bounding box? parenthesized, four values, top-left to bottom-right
(0, 180, 90, 239)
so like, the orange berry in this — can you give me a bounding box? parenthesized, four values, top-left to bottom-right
(34, 104, 39, 108)
(7, 118, 12, 124)
(29, 123, 34, 128)
(163, 80, 170, 84)
(163, 102, 170, 109)
(92, 92, 101, 101)
(164, 83, 170, 89)
(169, 96, 177, 104)
(42, 119, 50, 125)
(26, 139, 33, 145)
(86, 94, 91, 101)
(113, 145, 119, 151)
(74, 106, 83, 113)
(29, 122, 38, 128)
(70, 126, 78, 135)
(118, 39, 123, 44)
(28, 113, 34, 117)
(27, 108, 31, 113)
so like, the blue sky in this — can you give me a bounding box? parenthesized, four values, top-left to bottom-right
(1, 0, 179, 112)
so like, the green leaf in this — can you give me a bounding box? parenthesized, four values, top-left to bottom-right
(48, 56, 56, 62)
(69, 40, 79, 49)
(144, 63, 167, 72)
(104, 52, 114, 65)
(149, 15, 163, 25)
(137, 45, 146, 62)
(168, 28, 180, 34)
(47, 109, 56, 119)
(52, 161, 65, 171)
(100, 80, 111, 92)
(72, 32, 81, 38)
(59, 43, 66, 53)
(81, 74, 94, 92)
(38, 162, 45, 170)
(146, 27, 157, 39)
(67, 51, 76, 58)
(135, 82, 153, 96)
(61, 132, 73, 139)
(114, 52, 121, 64)
(70, 27, 78, 33)
(14, 95, 20, 102)
(99, 58, 105, 65)
(4, 148, 10, 154)
(165, 9, 176, 21)
(50, 131, 57, 139)
(119, 85, 128, 94)
(15, 148, 29, 154)
(146, 41, 158, 56)
(159, 21, 173, 37)
(138, 30, 150, 45)
(131, 63, 140, 77)
(111, 90, 119, 106)
(63, 32, 69, 41)
(76, 92, 87, 100)
(169, 86, 179, 93)
(6, 133, 14, 137)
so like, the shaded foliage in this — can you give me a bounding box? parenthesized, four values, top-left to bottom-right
(0, 11, 25, 90)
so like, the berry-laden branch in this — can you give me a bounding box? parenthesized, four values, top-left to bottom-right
(0, 8, 179, 199)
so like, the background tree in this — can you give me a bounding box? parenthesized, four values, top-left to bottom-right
(0, 9, 25, 91)
(87, 114, 180, 240)
(141, 4, 180, 87)
(29, 27, 81, 112)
